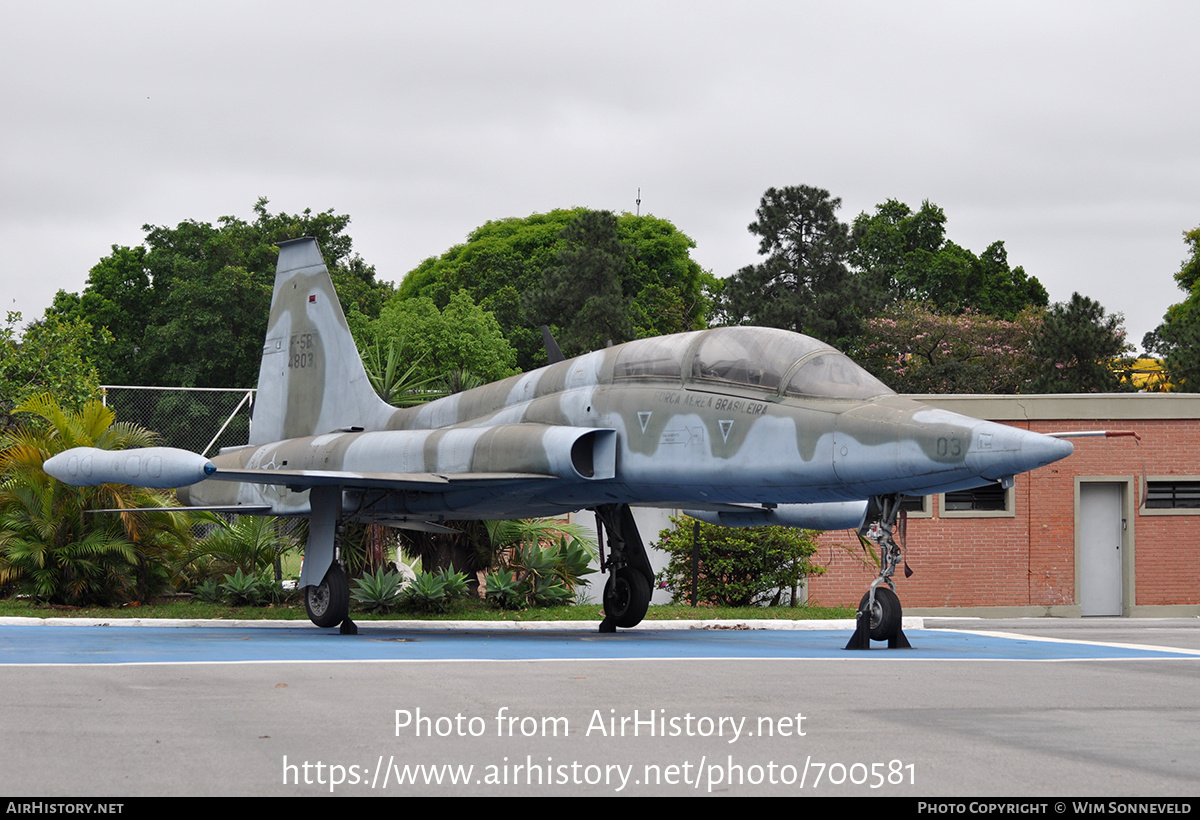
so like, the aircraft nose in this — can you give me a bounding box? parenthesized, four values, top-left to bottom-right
(966, 422, 1074, 481)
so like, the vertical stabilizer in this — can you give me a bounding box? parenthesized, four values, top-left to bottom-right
(250, 238, 390, 444)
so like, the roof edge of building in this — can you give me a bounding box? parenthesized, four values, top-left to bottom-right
(907, 392, 1200, 421)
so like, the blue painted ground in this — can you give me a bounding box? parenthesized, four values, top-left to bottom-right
(0, 624, 1196, 664)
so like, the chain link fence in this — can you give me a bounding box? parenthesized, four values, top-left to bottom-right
(101, 386, 255, 456)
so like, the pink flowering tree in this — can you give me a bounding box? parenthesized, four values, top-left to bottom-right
(857, 301, 1043, 394)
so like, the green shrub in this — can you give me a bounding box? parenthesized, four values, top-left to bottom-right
(483, 537, 592, 609)
(185, 515, 298, 582)
(485, 520, 595, 588)
(652, 516, 821, 607)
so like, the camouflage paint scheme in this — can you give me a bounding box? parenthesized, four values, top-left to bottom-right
(183, 238, 1069, 515)
(45, 238, 1073, 609)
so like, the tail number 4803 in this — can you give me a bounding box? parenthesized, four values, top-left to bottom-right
(289, 333, 315, 369)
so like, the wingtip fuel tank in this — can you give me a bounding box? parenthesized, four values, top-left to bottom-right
(42, 447, 216, 489)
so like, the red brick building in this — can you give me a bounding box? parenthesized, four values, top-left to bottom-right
(807, 394, 1200, 617)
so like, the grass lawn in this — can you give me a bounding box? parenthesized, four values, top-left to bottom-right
(0, 596, 854, 622)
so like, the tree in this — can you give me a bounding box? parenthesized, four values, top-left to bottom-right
(51, 198, 392, 389)
(850, 199, 1048, 319)
(525, 210, 633, 356)
(400, 209, 708, 368)
(353, 290, 519, 390)
(1144, 226, 1200, 390)
(46, 246, 148, 386)
(849, 198, 948, 299)
(357, 339, 448, 407)
(0, 312, 106, 430)
(1030, 293, 1133, 393)
(971, 241, 1049, 320)
(48, 200, 393, 452)
(0, 394, 192, 604)
(720, 186, 867, 350)
(858, 302, 1043, 393)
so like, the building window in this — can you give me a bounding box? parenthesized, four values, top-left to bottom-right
(899, 494, 931, 517)
(939, 482, 1014, 518)
(1144, 480, 1200, 511)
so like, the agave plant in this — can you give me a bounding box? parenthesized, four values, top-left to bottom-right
(484, 519, 596, 574)
(351, 566, 404, 613)
(218, 568, 264, 606)
(481, 519, 597, 608)
(433, 566, 470, 599)
(483, 568, 526, 610)
(0, 393, 194, 604)
(403, 570, 450, 613)
(191, 578, 224, 604)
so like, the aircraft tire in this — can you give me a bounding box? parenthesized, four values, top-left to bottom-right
(604, 567, 651, 628)
(858, 586, 902, 641)
(306, 563, 350, 628)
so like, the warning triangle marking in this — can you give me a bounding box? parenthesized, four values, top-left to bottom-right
(638, 411, 652, 433)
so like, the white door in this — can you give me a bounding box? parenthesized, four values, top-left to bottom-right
(1078, 483, 1123, 616)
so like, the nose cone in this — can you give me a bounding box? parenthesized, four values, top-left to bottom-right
(966, 422, 1074, 481)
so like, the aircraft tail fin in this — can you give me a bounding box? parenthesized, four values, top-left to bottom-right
(249, 238, 391, 445)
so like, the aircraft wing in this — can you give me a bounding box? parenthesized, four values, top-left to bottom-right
(44, 426, 615, 492)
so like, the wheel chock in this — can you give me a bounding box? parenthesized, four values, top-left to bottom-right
(844, 610, 872, 650)
(845, 613, 914, 650)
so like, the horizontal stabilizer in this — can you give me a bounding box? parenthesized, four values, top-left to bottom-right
(206, 467, 556, 490)
(87, 505, 273, 514)
(379, 519, 462, 534)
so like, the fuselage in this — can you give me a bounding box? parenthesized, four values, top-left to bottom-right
(190, 327, 1073, 523)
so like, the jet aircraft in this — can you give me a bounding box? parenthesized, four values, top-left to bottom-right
(44, 238, 1074, 641)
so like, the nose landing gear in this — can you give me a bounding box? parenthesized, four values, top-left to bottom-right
(846, 493, 912, 650)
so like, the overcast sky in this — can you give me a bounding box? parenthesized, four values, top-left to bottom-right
(3, 0, 1197, 359)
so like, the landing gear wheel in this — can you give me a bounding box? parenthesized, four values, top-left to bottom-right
(858, 586, 902, 641)
(603, 567, 651, 629)
(306, 563, 350, 628)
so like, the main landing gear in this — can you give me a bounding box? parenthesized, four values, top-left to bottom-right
(845, 493, 912, 650)
(305, 562, 351, 630)
(593, 503, 655, 633)
(302, 486, 356, 634)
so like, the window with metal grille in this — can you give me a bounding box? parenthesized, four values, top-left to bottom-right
(943, 482, 1009, 512)
(1145, 481, 1200, 510)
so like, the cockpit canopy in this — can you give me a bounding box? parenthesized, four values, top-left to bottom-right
(613, 326, 892, 399)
